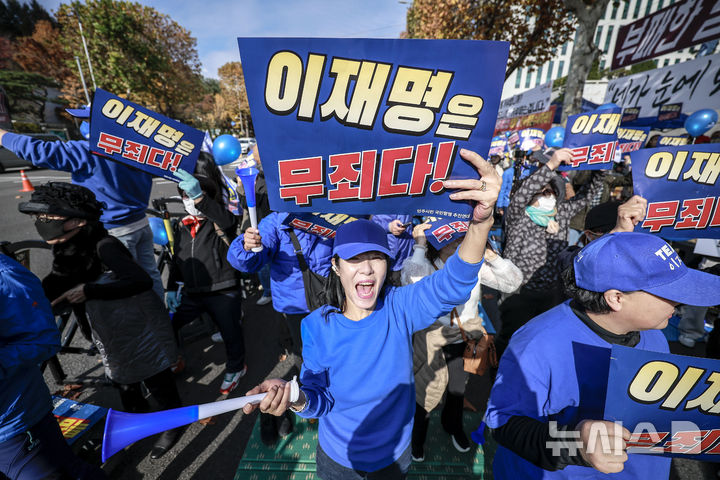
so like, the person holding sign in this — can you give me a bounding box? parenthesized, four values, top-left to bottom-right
(484, 231, 720, 479)
(401, 219, 522, 461)
(497, 148, 605, 358)
(0, 112, 164, 301)
(241, 149, 500, 479)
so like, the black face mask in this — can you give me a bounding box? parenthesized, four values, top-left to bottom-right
(35, 218, 69, 241)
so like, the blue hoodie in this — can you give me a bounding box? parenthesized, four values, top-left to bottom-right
(3, 133, 152, 230)
(0, 254, 61, 442)
(227, 212, 333, 314)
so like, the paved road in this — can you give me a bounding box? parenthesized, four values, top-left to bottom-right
(0, 167, 717, 479)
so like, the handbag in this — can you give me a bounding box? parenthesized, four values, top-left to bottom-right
(288, 230, 327, 311)
(451, 308, 498, 376)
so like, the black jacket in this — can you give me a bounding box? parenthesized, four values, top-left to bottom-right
(168, 195, 239, 294)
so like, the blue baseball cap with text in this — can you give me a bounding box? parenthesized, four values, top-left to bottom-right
(574, 232, 720, 307)
(333, 219, 390, 260)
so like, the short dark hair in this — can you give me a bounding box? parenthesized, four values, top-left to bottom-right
(562, 261, 613, 314)
(322, 254, 396, 321)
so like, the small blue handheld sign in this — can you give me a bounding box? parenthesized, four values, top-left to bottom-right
(560, 106, 621, 171)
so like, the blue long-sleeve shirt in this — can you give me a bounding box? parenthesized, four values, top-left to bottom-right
(0, 254, 61, 442)
(295, 252, 483, 471)
(370, 214, 414, 272)
(226, 212, 333, 314)
(2, 133, 152, 230)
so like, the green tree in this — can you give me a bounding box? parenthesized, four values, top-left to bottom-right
(218, 61, 252, 135)
(405, 0, 576, 80)
(0, 0, 55, 38)
(54, 0, 203, 119)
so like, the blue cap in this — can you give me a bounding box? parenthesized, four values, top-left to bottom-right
(333, 219, 390, 260)
(65, 105, 91, 118)
(574, 232, 720, 307)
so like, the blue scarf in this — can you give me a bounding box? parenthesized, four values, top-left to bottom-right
(525, 205, 557, 227)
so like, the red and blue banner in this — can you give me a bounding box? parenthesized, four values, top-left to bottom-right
(560, 107, 621, 171)
(604, 345, 720, 462)
(617, 126, 650, 154)
(89, 88, 203, 181)
(423, 216, 468, 250)
(282, 212, 367, 240)
(631, 143, 720, 239)
(238, 38, 509, 219)
(52, 396, 107, 445)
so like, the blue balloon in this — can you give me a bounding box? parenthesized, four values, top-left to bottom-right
(79, 121, 90, 139)
(212, 134, 242, 166)
(148, 217, 168, 246)
(684, 109, 718, 137)
(597, 102, 620, 111)
(544, 126, 565, 148)
(230, 121, 236, 127)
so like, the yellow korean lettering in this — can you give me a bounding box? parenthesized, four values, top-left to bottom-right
(570, 115, 590, 134)
(319, 58, 361, 122)
(388, 67, 432, 105)
(175, 140, 194, 156)
(126, 112, 160, 138)
(265, 51, 304, 115)
(297, 53, 326, 121)
(423, 71, 452, 109)
(346, 61, 392, 127)
(660, 367, 705, 409)
(101, 99, 125, 119)
(116, 105, 135, 125)
(645, 151, 687, 180)
(628, 361, 679, 403)
(685, 371, 720, 414)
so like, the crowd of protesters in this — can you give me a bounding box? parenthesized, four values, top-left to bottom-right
(0, 107, 719, 480)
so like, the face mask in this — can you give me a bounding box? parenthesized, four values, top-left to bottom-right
(35, 218, 68, 241)
(183, 198, 203, 217)
(536, 195, 556, 212)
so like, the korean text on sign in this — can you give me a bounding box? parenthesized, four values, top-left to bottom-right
(605, 345, 720, 461)
(560, 107, 621, 171)
(238, 38, 509, 218)
(89, 88, 204, 181)
(632, 144, 720, 239)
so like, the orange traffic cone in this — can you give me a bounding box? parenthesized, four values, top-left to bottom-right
(19, 170, 34, 192)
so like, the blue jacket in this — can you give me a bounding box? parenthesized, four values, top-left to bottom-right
(370, 214, 414, 272)
(0, 254, 61, 442)
(227, 212, 333, 314)
(3, 133, 152, 230)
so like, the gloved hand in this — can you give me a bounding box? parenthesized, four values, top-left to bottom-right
(173, 168, 203, 199)
(166, 291, 182, 312)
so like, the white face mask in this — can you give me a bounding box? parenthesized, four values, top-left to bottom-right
(183, 198, 203, 217)
(536, 195, 556, 212)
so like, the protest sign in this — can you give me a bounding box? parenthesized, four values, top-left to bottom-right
(497, 81, 551, 119)
(605, 345, 720, 461)
(632, 143, 720, 239)
(494, 106, 556, 136)
(282, 212, 366, 239)
(658, 135, 690, 147)
(658, 103, 682, 122)
(617, 126, 650, 154)
(488, 136, 508, 156)
(52, 396, 107, 445)
(605, 54, 720, 125)
(611, 0, 720, 70)
(559, 107, 621, 171)
(238, 38, 509, 219)
(519, 128, 545, 151)
(422, 216, 468, 250)
(89, 89, 203, 181)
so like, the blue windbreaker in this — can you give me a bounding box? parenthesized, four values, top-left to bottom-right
(370, 214, 414, 272)
(227, 212, 333, 314)
(3, 133, 152, 230)
(0, 254, 61, 442)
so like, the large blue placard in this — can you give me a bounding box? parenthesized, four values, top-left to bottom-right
(631, 143, 720, 239)
(560, 107, 621, 171)
(238, 38, 509, 219)
(89, 88, 203, 181)
(605, 345, 720, 462)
